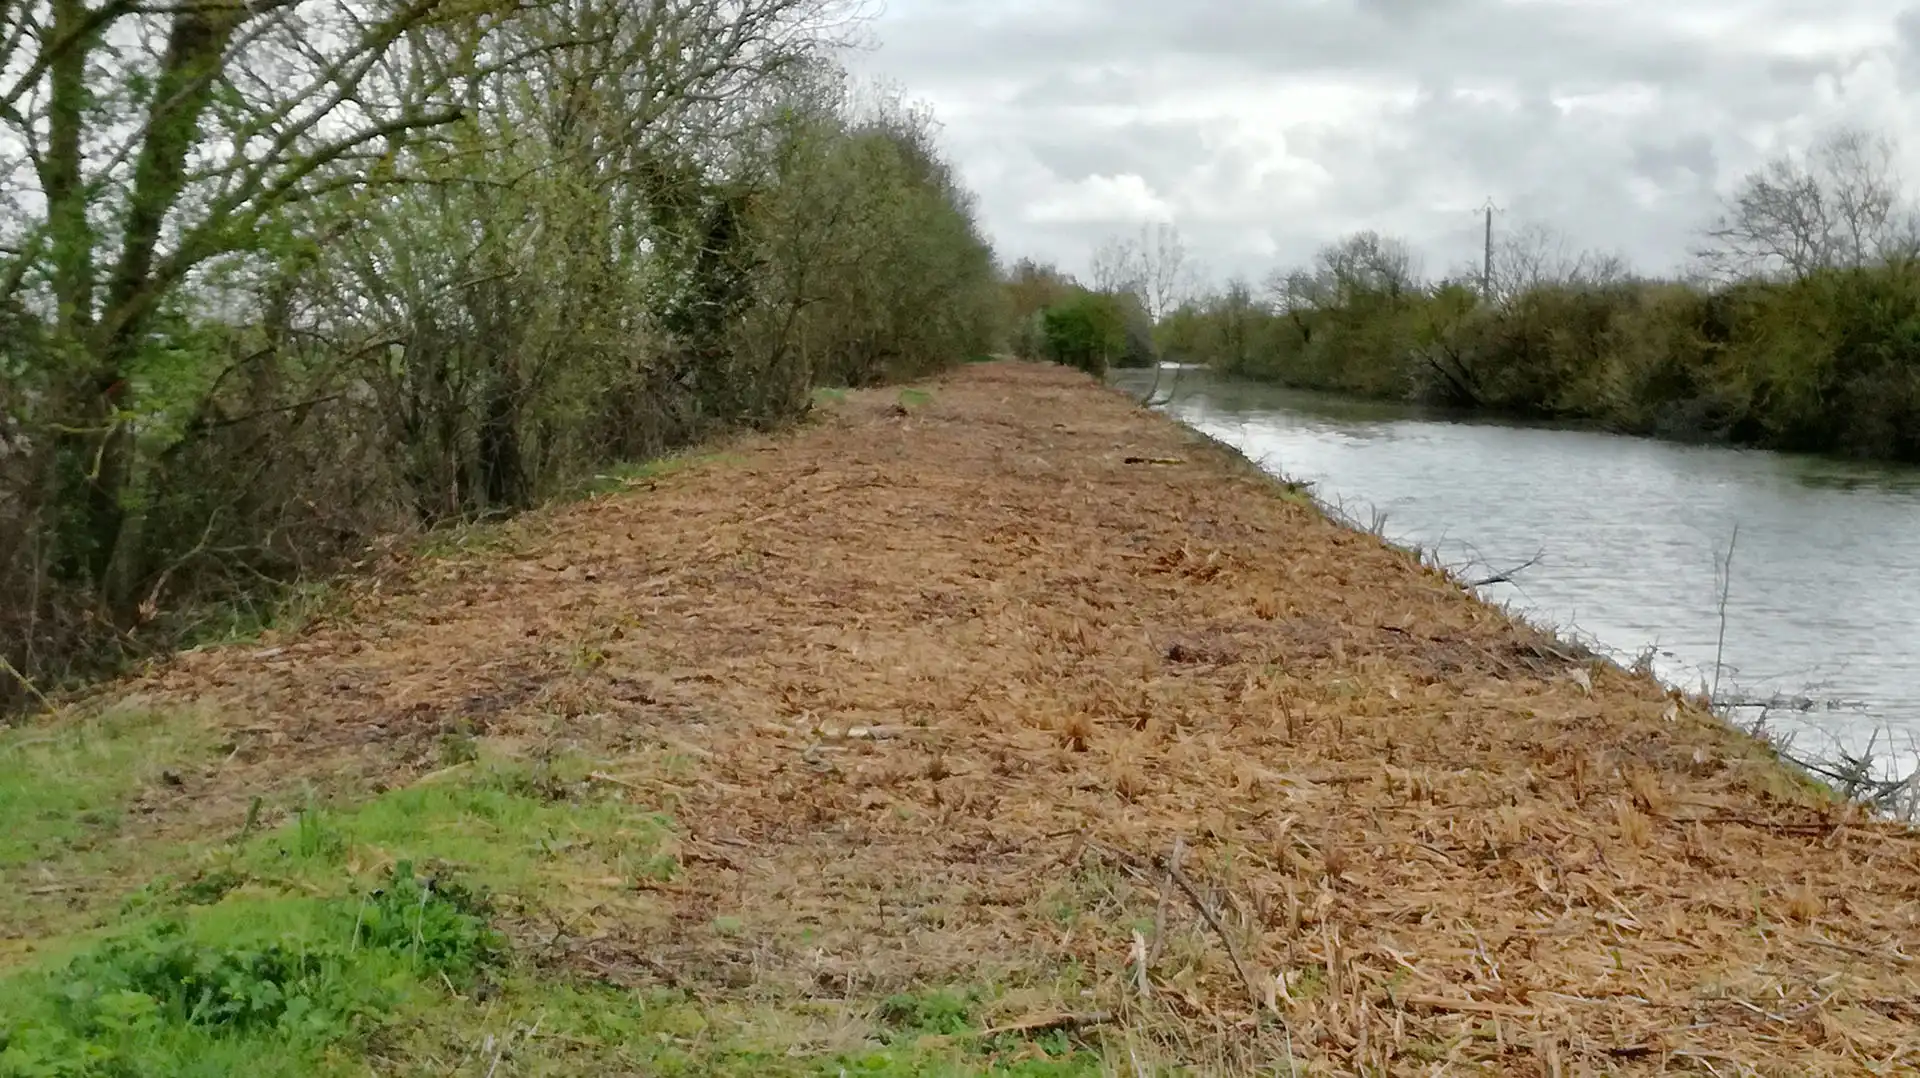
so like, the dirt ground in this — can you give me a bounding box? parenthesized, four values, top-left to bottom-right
(73, 362, 1920, 1073)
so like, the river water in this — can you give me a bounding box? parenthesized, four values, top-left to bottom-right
(1112, 366, 1920, 774)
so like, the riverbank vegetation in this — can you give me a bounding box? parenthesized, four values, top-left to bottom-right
(0, 0, 1002, 713)
(1060, 126, 1920, 463)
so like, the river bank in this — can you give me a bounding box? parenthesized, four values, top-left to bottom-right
(1118, 365, 1920, 805)
(3, 362, 1916, 1075)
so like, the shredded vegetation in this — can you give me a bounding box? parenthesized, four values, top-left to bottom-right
(3, 362, 1917, 1075)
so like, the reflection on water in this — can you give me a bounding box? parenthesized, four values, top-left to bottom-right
(1115, 368, 1920, 770)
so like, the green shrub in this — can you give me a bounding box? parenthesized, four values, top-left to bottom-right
(1039, 293, 1127, 376)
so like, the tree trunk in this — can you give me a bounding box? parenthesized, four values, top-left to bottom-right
(57, 0, 244, 614)
(44, 0, 94, 336)
(478, 371, 526, 510)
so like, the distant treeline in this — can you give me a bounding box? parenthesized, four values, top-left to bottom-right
(1014, 126, 1920, 463)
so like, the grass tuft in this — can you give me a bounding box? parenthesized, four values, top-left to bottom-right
(576, 452, 740, 500)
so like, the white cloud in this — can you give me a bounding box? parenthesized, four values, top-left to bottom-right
(1024, 173, 1176, 225)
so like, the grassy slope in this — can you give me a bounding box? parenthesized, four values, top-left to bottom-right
(1, 362, 1916, 1077)
(1, 717, 1087, 1075)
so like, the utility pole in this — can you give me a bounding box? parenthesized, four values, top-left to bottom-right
(1480, 198, 1502, 300)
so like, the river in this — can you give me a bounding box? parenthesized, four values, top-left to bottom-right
(1112, 366, 1920, 778)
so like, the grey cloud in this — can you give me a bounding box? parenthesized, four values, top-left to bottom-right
(883, 0, 1713, 102)
(1003, 67, 1147, 111)
(1897, 6, 1920, 84)
(1022, 120, 1212, 191)
(1355, 0, 1468, 23)
(850, 0, 1918, 285)
(1632, 136, 1720, 189)
(1768, 54, 1847, 85)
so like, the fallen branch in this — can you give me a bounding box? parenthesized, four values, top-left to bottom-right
(973, 1011, 1114, 1039)
(810, 723, 923, 742)
(1801, 934, 1917, 966)
(1069, 833, 1274, 1017)
(1129, 930, 1151, 999)
(1673, 814, 1920, 839)
(586, 771, 648, 792)
(1464, 550, 1544, 589)
(1404, 994, 1533, 1017)
(1147, 836, 1181, 964)
(1159, 846, 1267, 1016)
(0, 654, 53, 713)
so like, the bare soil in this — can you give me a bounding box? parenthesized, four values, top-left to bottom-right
(56, 362, 1920, 1073)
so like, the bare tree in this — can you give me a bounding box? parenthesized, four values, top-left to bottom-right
(1090, 221, 1192, 322)
(1089, 233, 1139, 297)
(1311, 230, 1421, 305)
(1473, 221, 1632, 303)
(1262, 265, 1323, 349)
(1697, 125, 1917, 280)
(1137, 221, 1192, 323)
(1265, 267, 1325, 313)
(0, 0, 499, 597)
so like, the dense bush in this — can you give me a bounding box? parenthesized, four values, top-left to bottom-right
(1166, 246, 1920, 463)
(0, 2, 1003, 712)
(1039, 292, 1128, 376)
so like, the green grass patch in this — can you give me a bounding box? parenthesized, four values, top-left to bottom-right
(1282, 963, 1327, 1002)
(0, 709, 212, 870)
(3, 735, 1108, 1076)
(897, 388, 934, 410)
(13, 746, 671, 937)
(811, 386, 850, 406)
(215, 755, 678, 904)
(0, 861, 500, 1077)
(875, 988, 979, 1040)
(1, 752, 671, 1075)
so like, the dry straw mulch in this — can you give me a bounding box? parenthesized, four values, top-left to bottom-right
(115, 363, 1920, 1073)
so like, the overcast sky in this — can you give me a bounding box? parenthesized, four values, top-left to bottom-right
(845, 0, 1920, 288)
